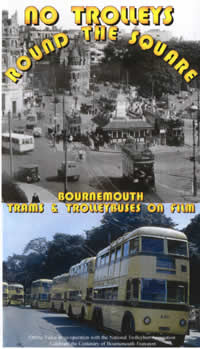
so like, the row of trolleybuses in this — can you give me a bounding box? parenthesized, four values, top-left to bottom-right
(3, 282, 24, 306)
(4, 227, 189, 346)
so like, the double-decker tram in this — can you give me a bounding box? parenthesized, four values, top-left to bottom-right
(31, 279, 52, 309)
(3, 282, 8, 306)
(8, 283, 24, 305)
(50, 273, 69, 313)
(91, 226, 189, 346)
(66, 257, 96, 320)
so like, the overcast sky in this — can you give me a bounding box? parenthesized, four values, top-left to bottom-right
(3, 203, 199, 260)
(2, 0, 200, 40)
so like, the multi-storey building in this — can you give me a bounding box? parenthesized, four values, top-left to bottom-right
(2, 10, 24, 116)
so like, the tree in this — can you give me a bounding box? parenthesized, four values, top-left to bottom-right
(85, 204, 175, 254)
(23, 237, 49, 256)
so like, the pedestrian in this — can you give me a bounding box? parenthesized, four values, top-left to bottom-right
(32, 193, 40, 203)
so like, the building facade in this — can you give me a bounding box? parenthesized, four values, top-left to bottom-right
(2, 10, 24, 117)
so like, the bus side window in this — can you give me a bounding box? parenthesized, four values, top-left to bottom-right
(123, 241, 130, 258)
(126, 280, 131, 300)
(116, 246, 121, 261)
(130, 238, 139, 255)
(105, 253, 109, 265)
(110, 250, 115, 264)
(101, 255, 105, 266)
(132, 279, 139, 299)
(112, 287, 118, 300)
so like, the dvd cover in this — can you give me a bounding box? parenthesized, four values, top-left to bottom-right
(1, 0, 200, 347)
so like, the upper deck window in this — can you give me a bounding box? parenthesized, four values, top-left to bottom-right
(142, 237, 164, 254)
(42, 282, 51, 291)
(130, 238, 139, 255)
(167, 240, 187, 257)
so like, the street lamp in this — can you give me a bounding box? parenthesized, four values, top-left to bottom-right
(192, 119, 197, 196)
(8, 111, 13, 177)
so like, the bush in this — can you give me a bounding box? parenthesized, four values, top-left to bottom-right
(2, 172, 28, 202)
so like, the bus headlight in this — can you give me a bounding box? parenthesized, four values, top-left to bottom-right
(144, 316, 151, 325)
(180, 319, 186, 327)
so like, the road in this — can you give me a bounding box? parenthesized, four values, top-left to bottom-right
(3, 306, 200, 347)
(2, 116, 200, 203)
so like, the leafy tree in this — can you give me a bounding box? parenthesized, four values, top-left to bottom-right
(85, 204, 175, 253)
(23, 238, 48, 256)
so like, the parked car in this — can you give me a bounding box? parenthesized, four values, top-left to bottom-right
(33, 127, 42, 137)
(57, 161, 80, 181)
(15, 164, 40, 183)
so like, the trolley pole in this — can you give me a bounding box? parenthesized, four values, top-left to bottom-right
(192, 119, 197, 196)
(8, 111, 13, 177)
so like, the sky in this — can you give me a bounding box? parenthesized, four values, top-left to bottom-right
(2, 203, 199, 260)
(2, 0, 200, 40)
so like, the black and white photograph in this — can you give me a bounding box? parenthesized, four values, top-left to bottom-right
(2, 1, 200, 203)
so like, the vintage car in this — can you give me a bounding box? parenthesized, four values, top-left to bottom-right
(33, 127, 42, 137)
(57, 161, 80, 181)
(15, 164, 40, 183)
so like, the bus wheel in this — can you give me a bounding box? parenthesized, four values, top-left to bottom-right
(121, 313, 135, 336)
(68, 305, 73, 318)
(171, 335, 185, 347)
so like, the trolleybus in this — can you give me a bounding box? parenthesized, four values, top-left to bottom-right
(66, 257, 96, 320)
(65, 226, 189, 346)
(2, 133, 34, 153)
(3, 282, 8, 306)
(91, 226, 189, 346)
(50, 273, 69, 313)
(31, 279, 52, 309)
(8, 283, 24, 305)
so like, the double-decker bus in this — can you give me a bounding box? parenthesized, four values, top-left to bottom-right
(91, 226, 189, 346)
(2, 133, 34, 153)
(50, 273, 69, 313)
(8, 283, 24, 305)
(66, 257, 96, 320)
(31, 279, 52, 309)
(3, 282, 8, 306)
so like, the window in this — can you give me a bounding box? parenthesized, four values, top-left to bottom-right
(39, 293, 48, 301)
(141, 279, 165, 302)
(156, 256, 175, 274)
(116, 246, 121, 261)
(130, 238, 139, 255)
(126, 280, 131, 300)
(142, 237, 164, 254)
(110, 250, 115, 264)
(167, 240, 187, 256)
(123, 241, 130, 257)
(132, 279, 139, 299)
(167, 282, 187, 303)
(105, 254, 109, 264)
(101, 255, 105, 266)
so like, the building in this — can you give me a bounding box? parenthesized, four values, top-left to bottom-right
(103, 119, 153, 144)
(2, 10, 24, 116)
